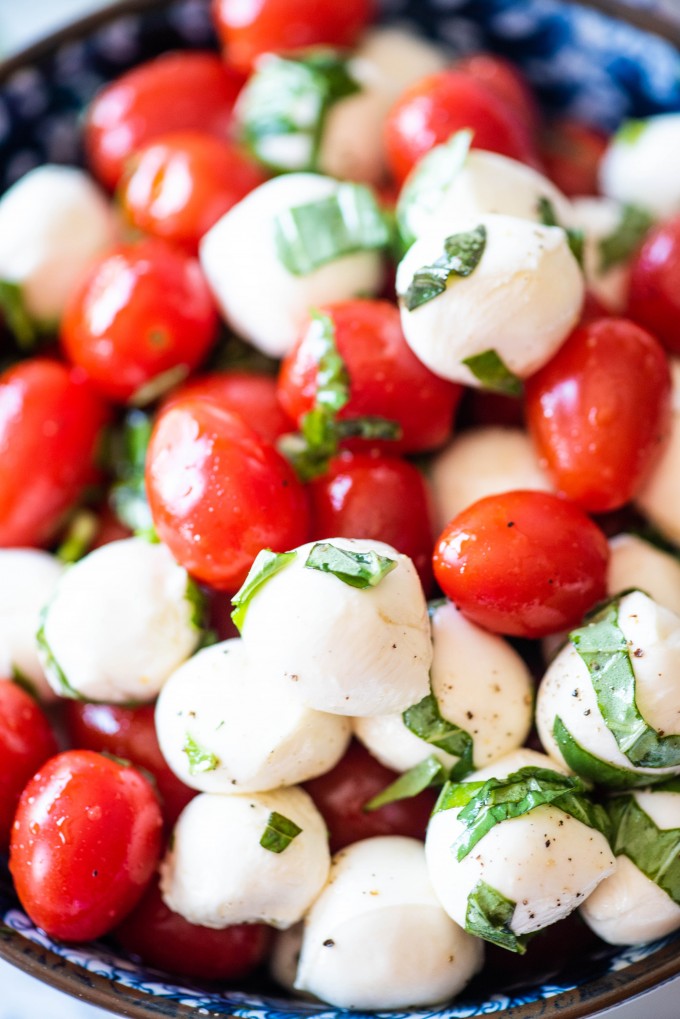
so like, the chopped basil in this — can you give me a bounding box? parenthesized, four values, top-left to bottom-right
(306, 310, 350, 414)
(260, 810, 302, 853)
(570, 597, 680, 769)
(109, 410, 156, 540)
(396, 129, 473, 252)
(0, 279, 40, 350)
(36, 607, 82, 700)
(182, 733, 219, 775)
(461, 349, 523, 397)
(616, 119, 647, 146)
(466, 880, 529, 954)
(56, 510, 98, 564)
(274, 183, 390, 276)
(608, 793, 680, 905)
(231, 549, 297, 631)
(552, 716, 658, 789)
(536, 196, 585, 266)
(363, 755, 447, 812)
(401, 225, 487, 312)
(11, 665, 38, 700)
(304, 541, 397, 589)
(185, 578, 207, 633)
(598, 204, 654, 274)
(403, 693, 474, 781)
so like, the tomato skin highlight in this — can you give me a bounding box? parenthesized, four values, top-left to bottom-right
(627, 216, 680, 355)
(9, 750, 163, 942)
(433, 490, 609, 639)
(525, 318, 671, 513)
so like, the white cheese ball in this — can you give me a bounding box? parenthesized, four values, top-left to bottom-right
(636, 359, 680, 545)
(296, 836, 484, 1009)
(608, 534, 680, 617)
(537, 591, 680, 783)
(425, 749, 615, 936)
(354, 600, 533, 773)
(570, 196, 633, 312)
(239, 538, 432, 716)
(199, 173, 385, 358)
(160, 787, 329, 929)
(396, 213, 584, 386)
(0, 165, 118, 322)
(430, 426, 553, 533)
(600, 114, 680, 219)
(39, 538, 201, 703)
(0, 549, 63, 701)
(156, 638, 351, 793)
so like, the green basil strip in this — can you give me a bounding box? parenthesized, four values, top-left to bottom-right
(570, 598, 680, 769)
(536, 196, 585, 266)
(0, 279, 40, 350)
(280, 411, 401, 482)
(185, 578, 207, 633)
(552, 716, 658, 789)
(306, 310, 350, 413)
(461, 349, 523, 397)
(466, 880, 529, 954)
(363, 755, 446, 812)
(109, 409, 156, 539)
(396, 129, 473, 251)
(402, 224, 487, 311)
(304, 541, 397, 589)
(182, 733, 219, 775)
(616, 119, 648, 146)
(608, 794, 680, 905)
(36, 608, 83, 701)
(55, 510, 98, 564)
(274, 183, 390, 276)
(11, 665, 38, 700)
(403, 693, 474, 781)
(598, 204, 654, 274)
(260, 810, 302, 853)
(231, 549, 297, 631)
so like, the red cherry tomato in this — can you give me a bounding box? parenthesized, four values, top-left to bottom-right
(303, 740, 436, 854)
(61, 239, 218, 404)
(384, 70, 539, 185)
(119, 131, 266, 254)
(146, 397, 310, 590)
(462, 388, 525, 429)
(212, 0, 374, 74)
(308, 451, 434, 592)
(114, 876, 271, 980)
(539, 119, 608, 197)
(455, 54, 541, 135)
(433, 490, 609, 639)
(627, 215, 680, 355)
(64, 702, 195, 829)
(525, 318, 671, 513)
(10, 750, 163, 941)
(0, 682, 58, 850)
(278, 300, 461, 454)
(85, 52, 245, 191)
(0, 359, 110, 547)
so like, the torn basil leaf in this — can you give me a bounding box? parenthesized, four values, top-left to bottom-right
(182, 733, 219, 775)
(280, 411, 401, 482)
(403, 693, 474, 781)
(56, 510, 98, 564)
(536, 196, 584, 266)
(260, 810, 302, 853)
(608, 793, 680, 905)
(36, 607, 82, 700)
(364, 755, 446, 812)
(305, 310, 350, 413)
(305, 541, 397, 589)
(616, 119, 647, 146)
(396, 129, 473, 252)
(0, 279, 40, 350)
(185, 578, 207, 633)
(598, 204, 654, 274)
(552, 716, 656, 789)
(402, 224, 487, 311)
(462, 349, 523, 397)
(109, 409, 156, 540)
(274, 183, 390, 276)
(466, 880, 529, 954)
(231, 549, 297, 631)
(11, 665, 38, 700)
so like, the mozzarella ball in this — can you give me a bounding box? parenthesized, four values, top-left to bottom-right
(430, 426, 552, 533)
(425, 749, 615, 936)
(608, 533, 680, 617)
(239, 538, 432, 716)
(199, 174, 385, 357)
(156, 638, 351, 793)
(600, 114, 680, 219)
(537, 590, 680, 783)
(296, 836, 484, 1009)
(0, 549, 63, 701)
(570, 196, 633, 312)
(39, 538, 201, 702)
(160, 787, 329, 929)
(396, 214, 584, 386)
(636, 359, 680, 545)
(0, 165, 118, 322)
(354, 600, 533, 773)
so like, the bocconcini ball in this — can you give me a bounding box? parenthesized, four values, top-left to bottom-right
(600, 114, 680, 220)
(607, 533, 680, 617)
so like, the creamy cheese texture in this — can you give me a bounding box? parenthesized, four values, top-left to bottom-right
(600, 114, 680, 219)
(607, 533, 680, 617)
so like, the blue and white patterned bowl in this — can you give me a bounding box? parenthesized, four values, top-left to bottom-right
(2, 1, 680, 1016)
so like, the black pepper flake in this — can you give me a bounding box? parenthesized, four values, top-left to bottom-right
(323, 939, 335, 948)
(545, 839, 551, 848)
(633, 648, 644, 657)
(507, 521, 515, 528)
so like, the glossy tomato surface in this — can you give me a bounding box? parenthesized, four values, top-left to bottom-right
(627, 215, 680, 354)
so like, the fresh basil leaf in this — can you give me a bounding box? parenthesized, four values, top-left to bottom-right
(598, 204, 654, 274)
(274, 183, 390, 276)
(335, 416, 402, 442)
(109, 409, 156, 539)
(363, 755, 447, 812)
(182, 733, 219, 775)
(608, 794, 680, 905)
(466, 879, 529, 954)
(402, 225, 487, 312)
(185, 578, 207, 633)
(36, 607, 83, 701)
(396, 129, 473, 252)
(11, 665, 38, 700)
(55, 510, 99, 564)
(433, 779, 486, 815)
(231, 549, 297, 631)
(552, 716, 658, 789)
(462, 349, 523, 397)
(403, 693, 474, 781)
(304, 541, 397, 589)
(0, 279, 40, 350)
(570, 597, 680, 769)
(260, 810, 302, 853)
(306, 310, 350, 413)
(616, 119, 647, 145)
(536, 196, 585, 267)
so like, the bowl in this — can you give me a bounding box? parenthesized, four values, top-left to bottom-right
(2, 1, 680, 1016)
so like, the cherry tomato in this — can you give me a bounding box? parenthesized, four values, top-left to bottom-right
(0, 359, 110, 547)
(61, 239, 218, 404)
(455, 54, 541, 135)
(539, 119, 608, 197)
(384, 70, 539, 185)
(85, 52, 245, 191)
(114, 876, 271, 980)
(64, 702, 195, 829)
(146, 397, 310, 590)
(10, 750, 163, 941)
(212, 0, 374, 73)
(308, 450, 434, 592)
(303, 740, 436, 854)
(278, 300, 461, 454)
(462, 388, 525, 430)
(433, 490, 609, 639)
(0, 682, 58, 850)
(627, 215, 680, 355)
(119, 131, 266, 254)
(525, 318, 671, 513)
